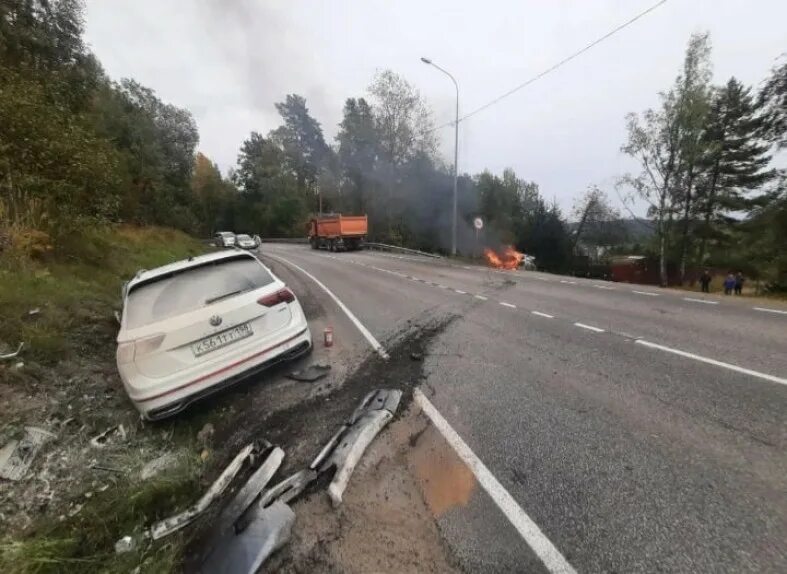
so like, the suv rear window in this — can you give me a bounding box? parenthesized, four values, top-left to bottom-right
(124, 257, 274, 329)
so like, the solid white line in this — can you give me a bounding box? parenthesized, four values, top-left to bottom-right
(455, 289, 467, 294)
(753, 307, 787, 316)
(574, 322, 605, 333)
(264, 253, 389, 359)
(635, 340, 787, 386)
(474, 295, 488, 301)
(414, 389, 577, 574)
(632, 290, 658, 297)
(531, 311, 554, 319)
(683, 297, 718, 305)
(500, 302, 517, 308)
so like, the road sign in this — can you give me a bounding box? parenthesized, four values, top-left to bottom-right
(474, 217, 483, 230)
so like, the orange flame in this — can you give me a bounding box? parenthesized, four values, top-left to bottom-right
(483, 245, 525, 270)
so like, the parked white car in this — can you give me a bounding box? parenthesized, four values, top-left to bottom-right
(235, 234, 257, 250)
(116, 250, 311, 420)
(214, 231, 236, 247)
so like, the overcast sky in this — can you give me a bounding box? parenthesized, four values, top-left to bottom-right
(83, 0, 786, 215)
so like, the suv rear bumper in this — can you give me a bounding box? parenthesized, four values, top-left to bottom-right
(124, 326, 311, 420)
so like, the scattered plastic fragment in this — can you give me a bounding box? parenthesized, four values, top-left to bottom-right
(0, 426, 56, 481)
(0, 342, 24, 361)
(286, 364, 331, 382)
(149, 443, 255, 540)
(316, 389, 401, 506)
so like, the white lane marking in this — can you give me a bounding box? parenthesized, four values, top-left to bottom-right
(462, 266, 473, 270)
(574, 322, 605, 333)
(438, 284, 449, 289)
(264, 253, 389, 359)
(683, 297, 718, 305)
(635, 340, 787, 386)
(414, 390, 577, 574)
(559, 280, 577, 285)
(500, 302, 517, 308)
(753, 307, 787, 316)
(532, 311, 554, 319)
(455, 289, 467, 294)
(474, 295, 488, 301)
(594, 285, 615, 290)
(632, 290, 658, 297)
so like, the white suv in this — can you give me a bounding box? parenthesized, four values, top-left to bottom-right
(116, 251, 311, 419)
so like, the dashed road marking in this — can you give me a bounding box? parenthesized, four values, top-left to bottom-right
(683, 297, 718, 305)
(532, 311, 554, 319)
(636, 340, 787, 386)
(753, 307, 787, 316)
(632, 290, 658, 297)
(559, 280, 577, 285)
(474, 295, 488, 301)
(574, 322, 605, 333)
(438, 284, 449, 289)
(594, 285, 615, 290)
(500, 302, 517, 308)
(414, 390, 577, 574)
(455, 289, 467, 294)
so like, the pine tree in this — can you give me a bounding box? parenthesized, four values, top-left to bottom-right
(695, 77, 776, 264)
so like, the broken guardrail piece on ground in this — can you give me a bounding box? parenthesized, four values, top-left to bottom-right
(286, 364, 331, 382)
(315, 389, 401, 507)
(149, 443, 255, 540)
(216, 445, 284, 535)
(200, 500, 295, 574)
(0, 342, 24, 361)
(0, 426, 56, 481)
(234, 468, 317, 534)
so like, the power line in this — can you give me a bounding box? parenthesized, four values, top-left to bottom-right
(428, 0, 668, 132)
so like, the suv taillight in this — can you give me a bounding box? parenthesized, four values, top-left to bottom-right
(257, 288, 295, 307)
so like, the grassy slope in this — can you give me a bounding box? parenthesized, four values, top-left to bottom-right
(0, 225, 209, 573)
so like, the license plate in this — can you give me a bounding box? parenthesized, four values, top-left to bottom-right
(192, 323, 253, 357)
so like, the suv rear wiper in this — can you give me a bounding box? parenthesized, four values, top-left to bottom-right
(205, 290, 244, 305)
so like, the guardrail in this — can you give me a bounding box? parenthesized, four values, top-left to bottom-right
(363, 242, 443, 259)
(259, 237, 308, 244)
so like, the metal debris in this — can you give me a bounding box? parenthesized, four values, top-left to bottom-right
(317, 389, 401, 506)
(89, 425, 125, 448)
(149, 443, 255, 540)
(0, 342, 24, 361)
(201, 501, 295, 574)
(27, 308, 41, 317)
(216, 446, 284, 535)
(0, 426, 56, 481)
(286, 364, 331, 382)
(114, 535, 135, 554)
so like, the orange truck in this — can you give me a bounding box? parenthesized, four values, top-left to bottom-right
(308, 214, 368, 252)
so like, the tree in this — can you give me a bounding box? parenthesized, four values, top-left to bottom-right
(695, 78, 776, 264)
(571, 186, 626, 256)
(759, 57, 787, 149)
(673, 32, 712, 282)
(620, 87, 683, 286)
(336, 98, 378, 213)
(269, 94, 328, 201)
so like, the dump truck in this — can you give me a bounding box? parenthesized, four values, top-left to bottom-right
(308, 214, 367, 251)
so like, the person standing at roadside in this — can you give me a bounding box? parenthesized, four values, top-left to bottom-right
(699, 269, 712, 293)
(723, 273, 735, 295)
(734, 272, 745, 295)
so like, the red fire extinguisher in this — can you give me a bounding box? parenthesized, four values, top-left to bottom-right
(323, 327, 334, 347)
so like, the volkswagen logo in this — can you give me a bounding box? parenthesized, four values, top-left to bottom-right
(209, 315, 223, 327)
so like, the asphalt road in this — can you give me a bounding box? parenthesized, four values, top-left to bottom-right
(260, 243, 787, 574)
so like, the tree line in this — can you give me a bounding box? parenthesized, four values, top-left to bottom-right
(1, 3, 784, 285)
(619, 33, 786, 289)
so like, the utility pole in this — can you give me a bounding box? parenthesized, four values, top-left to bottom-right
(421, 57, 459, 256)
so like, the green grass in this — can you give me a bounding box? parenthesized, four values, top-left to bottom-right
(0, 225, 206, 364)
(0, 224, 211, 572)
(0, 454, 203, 574)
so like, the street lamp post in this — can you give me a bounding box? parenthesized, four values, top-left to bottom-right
(421, 57, 459, 256)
